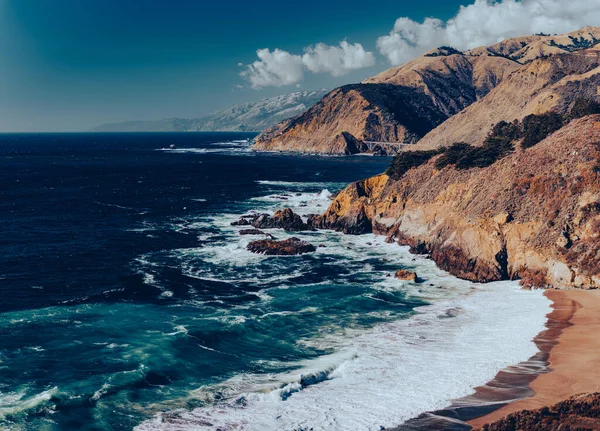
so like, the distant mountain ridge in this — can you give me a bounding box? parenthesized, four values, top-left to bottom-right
(90, 89, 329, 132)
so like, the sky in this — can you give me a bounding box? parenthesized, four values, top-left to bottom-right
(1, 0, 599, 132)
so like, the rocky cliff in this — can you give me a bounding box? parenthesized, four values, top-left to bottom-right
(310, 115, 600, 288)
(253, 83, 448, 155)
(254, 27, 600, 155)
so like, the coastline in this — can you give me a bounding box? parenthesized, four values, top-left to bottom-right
(469, 289, 600, 429)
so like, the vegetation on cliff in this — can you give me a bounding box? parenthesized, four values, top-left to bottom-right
(387, 99, 600, 179)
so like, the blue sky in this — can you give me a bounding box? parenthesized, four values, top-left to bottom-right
(0, 0, 598, 131)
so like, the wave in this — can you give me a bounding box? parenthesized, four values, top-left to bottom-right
(157, 146, 250, 155)
(0, 387, 58, 420)
(136, 280, 549, 431)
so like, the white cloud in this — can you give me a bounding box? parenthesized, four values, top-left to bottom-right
(240, 48, 304, 89)
(241, 42, 375, 88)
(378, 0, 600, 65)
(302, 41, 376, 77)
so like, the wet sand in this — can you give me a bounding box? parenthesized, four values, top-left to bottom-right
(469, 289, 600, 429)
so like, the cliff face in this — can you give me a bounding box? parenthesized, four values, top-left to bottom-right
(311, 115, 600, 288)
(254, 27, 600, 155)
(253, 84, 447, 155)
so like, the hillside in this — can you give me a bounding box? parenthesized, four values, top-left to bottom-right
(254, 27, 600, 155)
(90, 89, 328, 132)
(310, 114, 600, 288)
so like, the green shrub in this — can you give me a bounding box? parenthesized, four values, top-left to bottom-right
(435, 142, 471, 170)
(488, 120, 522, 141)
(522, 112, 564, 149)
(386, 149, 442, 180)
(435, 123, 516, 170)
(569, 98, 600, 120)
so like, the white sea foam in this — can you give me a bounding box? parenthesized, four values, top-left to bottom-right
(0, 387, 58, 419)
(129, 184, 550, 431)
(157, 146, 250, 155)
(137, 282, 549, 431)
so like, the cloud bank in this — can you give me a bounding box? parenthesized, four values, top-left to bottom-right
(378, 0, 600, 65)
(241, 41, 375, 88)
(241, 0, 600, 88)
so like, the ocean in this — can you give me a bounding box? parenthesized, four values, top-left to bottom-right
(0, 132, 550, 431)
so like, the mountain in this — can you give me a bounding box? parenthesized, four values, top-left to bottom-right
(90, 89, 329, 133)
(254, 27, 600, 155)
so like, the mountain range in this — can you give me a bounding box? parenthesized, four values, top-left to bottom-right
(254, 26, 600, 155)
(90, 89, 329, 133)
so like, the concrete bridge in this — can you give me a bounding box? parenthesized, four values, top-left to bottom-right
(363, 141, 410, 154)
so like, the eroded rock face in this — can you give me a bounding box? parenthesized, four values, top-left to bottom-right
(482, 392, 600, 431)
(312, 116, 600, 288)
(246, 237, 316, 256)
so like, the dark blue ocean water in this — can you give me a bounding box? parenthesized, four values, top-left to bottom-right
(0, 133, 424, 430)
(0, 133, 551, 431)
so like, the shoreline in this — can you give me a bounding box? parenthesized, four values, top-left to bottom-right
(468, 288, 600, 429)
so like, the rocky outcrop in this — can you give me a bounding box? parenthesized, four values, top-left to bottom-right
(238, 229, 273, 238)
(247, 237, 316, 256)
(254, 84, 447, 155)
(252, 209, 312, 232)
(482, 392, 600, 431)
(254, 27, 600, 155)
(312, 115, 600, 288)
(394, 270, 418, 282)
(231, 209, 312, 232)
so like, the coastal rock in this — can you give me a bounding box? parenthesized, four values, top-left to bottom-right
(246, 237, 316, 256)
(252, 208, 312, 232)
(231, 218, 252, 226)
(313, 116, 600, 288)
(482, 392, 600, 431)
(394, 270, 418, 282)
(238, 229, 274, 239)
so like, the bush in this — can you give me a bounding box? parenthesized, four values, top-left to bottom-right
(386, 149, 442, 180)
(569, 98, 600, 120)
(488, 120, 522, 141)
(522, 112, 564, 149)
(455, 141, 513, 170)
(435, 130, 515, 171)
(435, 142, 471, 170)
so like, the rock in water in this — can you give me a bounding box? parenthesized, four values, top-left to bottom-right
(247, 237, 316, 256)
(394, 270, 418, 282)
(238, 228, 273, 238)
(252, 208, 313, 232)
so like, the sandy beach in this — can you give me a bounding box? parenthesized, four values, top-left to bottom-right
(469, 289, 600, 429)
